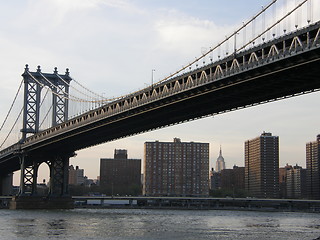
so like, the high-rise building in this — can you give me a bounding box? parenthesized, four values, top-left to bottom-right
(245, 132, 279, 198)
(286, 164, 307, 199)
(100, 149, 141, 196)
(215, 146, 226, 172)
(306, 135, 320, 199)
(69, 165, 85, 185)
(144, 138, 209, 197)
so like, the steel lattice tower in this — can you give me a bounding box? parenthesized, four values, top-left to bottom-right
(20, 65, 71, 142)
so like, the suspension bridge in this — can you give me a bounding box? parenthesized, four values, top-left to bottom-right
(0, 0, 319, 209)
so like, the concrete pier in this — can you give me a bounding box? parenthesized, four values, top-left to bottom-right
(9, 196, 74, 209)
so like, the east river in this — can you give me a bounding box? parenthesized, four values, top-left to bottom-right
(0, 208, 319, 240)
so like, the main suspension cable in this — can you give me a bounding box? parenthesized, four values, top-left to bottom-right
(237, 0, 308, 52)
(0, 107, 23, 148)
(0, 79, 23, 132)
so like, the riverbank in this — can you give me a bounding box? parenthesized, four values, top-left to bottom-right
(73, 196, 320, 213)
(1, 196, 320, 213)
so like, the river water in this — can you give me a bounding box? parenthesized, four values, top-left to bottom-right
(0, 208, 319, 240)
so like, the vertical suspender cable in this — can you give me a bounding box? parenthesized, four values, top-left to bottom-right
(283, 0, 287, 33)
(262, 6, 266, 41)
(307, 0, 312, 24)
(295, 0, 299, 28)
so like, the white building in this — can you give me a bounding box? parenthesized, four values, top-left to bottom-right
(69, 165, 85, 185)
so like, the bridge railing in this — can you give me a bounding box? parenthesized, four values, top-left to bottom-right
(0, 143, 20, 158)
(1, 21, 319, 155)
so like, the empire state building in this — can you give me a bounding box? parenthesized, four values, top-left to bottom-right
(215, 146, 226, 172)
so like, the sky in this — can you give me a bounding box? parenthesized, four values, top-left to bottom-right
(0, 0, 319, 184)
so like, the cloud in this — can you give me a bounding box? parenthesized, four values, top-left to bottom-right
(40, 0, 135, 13)
(156, 17, 228, 50)
(40, 0, 144, 25)
(48, 0, 101, 10)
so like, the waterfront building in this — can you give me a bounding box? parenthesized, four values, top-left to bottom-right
(210, 169, 221, 190)
(215, 146, 226, 172)
(220, 169, 233, 190)
(279, 164, 293, 199)
(245, 132, 279, 198)
(306, 135, 320, 199)
(69, 165, 85, 185)
(232, 165, 245, 190)
(144, 138, 209, 196)
(286, 164, 307, 199)
(219, 165, 245, 191)
(100, 149, 141, 196)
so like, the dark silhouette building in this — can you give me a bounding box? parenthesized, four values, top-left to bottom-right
(279, 164, 293, 199)
(245, 132, 279, 198)
(210, 169, 221, 190)
(100, 149, 141, 196)
(232, 165, 245, 190)
(220, 166, 245, 191)
(306, 135, 320, 199)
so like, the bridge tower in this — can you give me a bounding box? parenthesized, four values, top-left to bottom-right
(20, 64, 72, 141)
(11, 65, 74, 209)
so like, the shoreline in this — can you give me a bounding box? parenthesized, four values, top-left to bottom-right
(1, 196, 320, 213)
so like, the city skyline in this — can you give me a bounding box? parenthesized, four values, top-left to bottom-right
(0, 0, 319, 184)
(26, 130, 320, 186)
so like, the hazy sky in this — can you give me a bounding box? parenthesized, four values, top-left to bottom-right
(0, 0, 319, 184)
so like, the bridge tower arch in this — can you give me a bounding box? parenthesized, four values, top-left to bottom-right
(17, 153, 73, 197)
(11, 152, 74, 209)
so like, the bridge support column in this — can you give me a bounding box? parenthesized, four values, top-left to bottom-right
(0, 173, 13, 196)
(18, 155, 39, 196)
(49, 155, 70, 197)
(10, 154, 74, 209)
